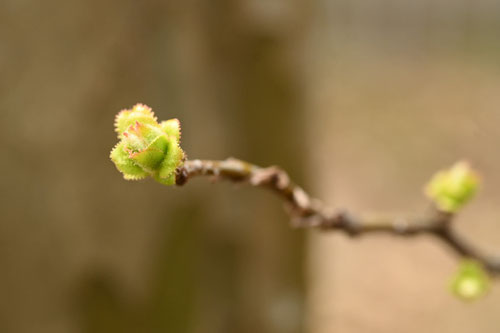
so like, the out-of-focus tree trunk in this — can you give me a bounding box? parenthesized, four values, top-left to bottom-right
(173, 2, 312, 333)
(0, 1, 312, 333)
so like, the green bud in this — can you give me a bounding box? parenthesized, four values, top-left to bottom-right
(425, 161, 479, 213)
(110, 104, 185, 185)
(450, 260, 490, 301)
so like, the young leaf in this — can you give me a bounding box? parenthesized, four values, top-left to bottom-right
(115, 104, 158, 138)
(110, 142, 148, 180)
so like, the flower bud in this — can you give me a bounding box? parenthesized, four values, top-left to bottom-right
(110, 104, 185, 185)
(425, 161, 479, 213)
(450, 260, 490, 301)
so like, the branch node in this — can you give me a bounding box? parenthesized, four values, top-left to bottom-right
(175, 166, 188, 186)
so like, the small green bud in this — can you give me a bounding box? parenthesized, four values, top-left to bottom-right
(450, 260, 490, 301)
(425, 161, 479, 213)
(110, 104, 185, 185)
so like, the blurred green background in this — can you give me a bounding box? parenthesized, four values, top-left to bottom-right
(1, 1, 500, 332)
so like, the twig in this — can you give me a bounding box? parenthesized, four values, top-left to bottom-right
(176, 158, 500, 275)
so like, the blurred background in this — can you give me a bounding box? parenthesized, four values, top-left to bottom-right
(2, 0, 500, 332)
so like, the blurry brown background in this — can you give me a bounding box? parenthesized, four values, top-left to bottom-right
(1, 0, 500, 332)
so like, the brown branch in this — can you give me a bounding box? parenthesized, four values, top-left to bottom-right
(176, 158, 500, 275)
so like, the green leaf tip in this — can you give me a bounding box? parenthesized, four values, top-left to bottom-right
(450, 260, 490, 301)
(425, 161, 480, 213)
(115, 103, 158, 139)
(110, 104, 185, 185)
